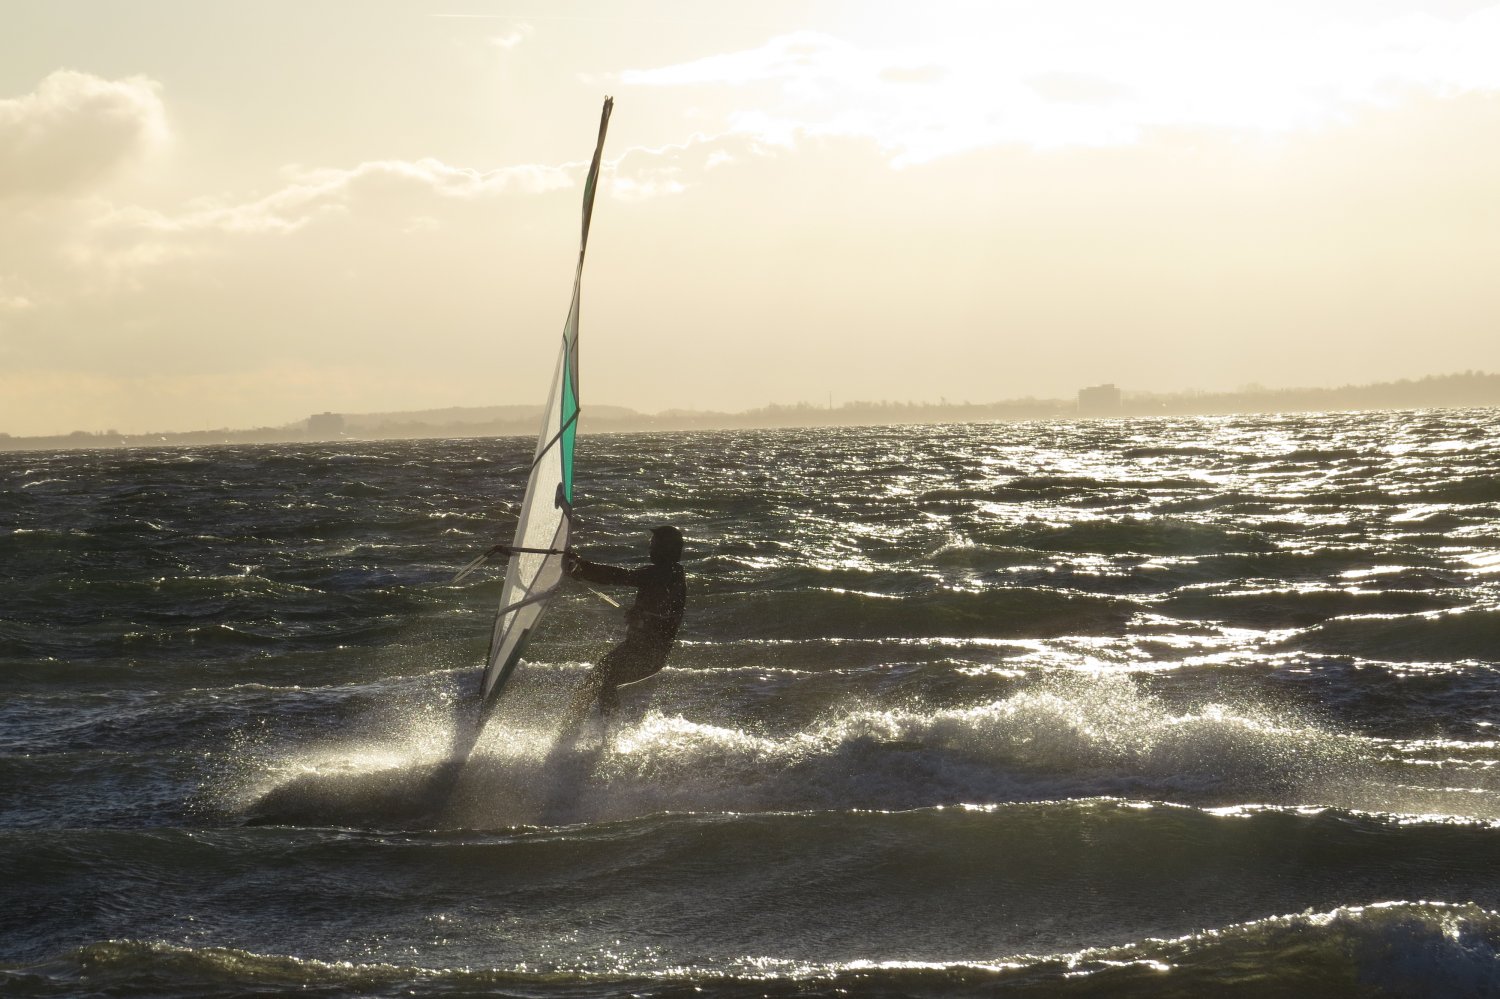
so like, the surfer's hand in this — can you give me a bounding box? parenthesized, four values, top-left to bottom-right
(562, 552, 581, 576)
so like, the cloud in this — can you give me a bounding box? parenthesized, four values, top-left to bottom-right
(618, 7, 1500, 164)
(490, 23, 533, 50)
(878, 65, 946, 86)
(0, 287, 35, 313)
(0, 65, 578, 283)
(44, 156, 580, 284)
(109, 158, 575, 236)
(78, 135, 764, 264)
(0, 70, 167, 199)
(1026, 72, 1129, 106)
(622, 30, 859, 89)
(618, 29, 938, 106)
(609, 132, 777, 201)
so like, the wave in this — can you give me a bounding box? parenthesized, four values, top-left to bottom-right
(973, 518, 1275, 556)
(1410, 477, 1500, 504)
(1159, 586, 1461, 629)
(1291, 609, 1500, 663)
(219, 672, 1500, 829)
(3, 902, 1496, 997)
(1121, 445, 1221, 458)
(1134, 550, 1441, 589)
(698, 589, 1134, 641)
(0, 750, 190, 829)
(8, 416, 1500, 992)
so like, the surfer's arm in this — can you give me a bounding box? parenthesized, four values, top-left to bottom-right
(564, 555, 644, 587)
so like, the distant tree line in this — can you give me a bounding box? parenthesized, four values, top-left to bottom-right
(4, 371, 1497, 451)
(1119, 371, 1500, 416)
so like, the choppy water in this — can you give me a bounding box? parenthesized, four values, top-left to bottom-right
(2, 411, 1499, 997)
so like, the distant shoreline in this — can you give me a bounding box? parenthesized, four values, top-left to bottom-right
(3, 371, 1496, 452)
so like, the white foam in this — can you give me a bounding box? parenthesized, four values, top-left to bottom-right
(223, 670, 1500, 828)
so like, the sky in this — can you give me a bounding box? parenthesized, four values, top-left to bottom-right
(2, 0, 1499, 435)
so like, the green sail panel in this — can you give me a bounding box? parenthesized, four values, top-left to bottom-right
(561, 361, 577, 504)
(479, 97, 612, 715)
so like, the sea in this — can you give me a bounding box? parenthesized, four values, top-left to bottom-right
(2, 410, 1499, 998)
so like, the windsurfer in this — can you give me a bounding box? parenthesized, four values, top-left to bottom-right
(563, 525, 687, 721)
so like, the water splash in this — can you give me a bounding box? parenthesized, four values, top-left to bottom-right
(218, 670, 1498, 829)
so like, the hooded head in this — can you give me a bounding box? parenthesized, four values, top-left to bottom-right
(649, 525, 683, 565)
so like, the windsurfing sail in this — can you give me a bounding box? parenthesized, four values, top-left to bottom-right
(477, 96, 613, 722)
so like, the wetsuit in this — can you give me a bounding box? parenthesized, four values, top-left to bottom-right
(567, 557, 687, 717)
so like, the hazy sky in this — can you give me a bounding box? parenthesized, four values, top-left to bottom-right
(3, 0, 1499, 435)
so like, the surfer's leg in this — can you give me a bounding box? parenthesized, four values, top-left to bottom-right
(565, 670, 602, 726)
(565, 646, 625, 725)
(567, 641, 667, 727)
(598, 680, 621, 719)
(610, 647, 668, 687)
(597, 645, 667, 720)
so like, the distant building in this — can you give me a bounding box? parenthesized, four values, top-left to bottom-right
(1077, 383, 1122, 416)
(307, 411, 345, 437)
